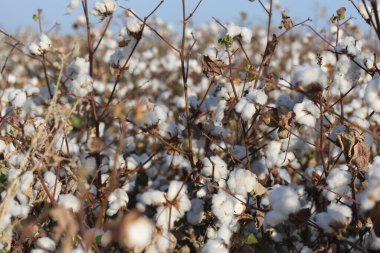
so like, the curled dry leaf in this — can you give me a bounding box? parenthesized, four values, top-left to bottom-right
(201, 55, 227, 78)
(280, 11, 294, 30)
(261, 107, 295, 139)
(335, 126, 370, 171)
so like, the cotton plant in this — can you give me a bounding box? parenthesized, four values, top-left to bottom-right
(66, 57, 93, 97)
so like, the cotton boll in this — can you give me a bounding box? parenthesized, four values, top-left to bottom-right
(268, 185, 301, 216)
(264, 210, 286, 228)
(107, 188, 129, 216)
(240, 103, 256, 121)
(365, 75, 380, 112)
(226, 25, 242, 38)
(292, 64, 327, 88)
(20, 171, 34, 193)
(201, 239, 228, 253)
(118, 212, 155, 251)
(293, 99, 319, 127)
(58, 194, 81, 212)
(201, 156, 228, 180)
(212, 190, 245, 224)
(187, 198, 204, 225)
(315, 203, 352, 233)
(166, 181, 191, 213)
(246, 89, 268, 105)
(326, 203, 352, 226)
(0, 140, 6, 154)
(67, 74, 93, 97)
(35, 237, 56, 251)
(140, 190, 166, 206)
(67, 57, 90, 76)
(227, 168, 257, 196)
(92, 0, 117, 18)
(324, 168, 351, 201)
(67, 0, 80, 13)
(126, 16, 142, 34)
(235, 97, 248, 114)
(8, 90, 27, 108)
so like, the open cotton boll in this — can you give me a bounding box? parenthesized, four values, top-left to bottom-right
(145, 231, 177, 253)
(119, 212, 155, 251)
(227, 168, 257, 196)
(211, 190, 245, 224)
(246, 89, 268, 105)
(166, 181, 191, 213)
(201, 239, 229, 253)
(0, 140, 6, 154)
(264, 210, 286, 228)
(67, 57, 89, 76)
(365, 75, 380, 112)
(106, 188, 129, 216)
(315, 203, 352, 233)
(140, 190, 166, 206)
(292, 64, 327, 88)
(67, 0, 80, 13)
(67, 74, 93, 97)
(58, 194, 81, 213)
(8, 90, 27, 108)
(187, 198, 204, 225)
(201, 156, 228, 180)
(268, 185, 301, 216)
(92, 0, 117, 18)
(293, 99, 319, 127)
(27, 34, 52, 56)
(126, 16, 142, 34)
(324, 167, 351, 201)
(20, 171, 34, 193)
(35, 237, 56, 251)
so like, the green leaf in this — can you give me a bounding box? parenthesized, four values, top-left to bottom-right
(70, 114, 85, 129)
(0, 172, 6, 184)
(95, 235, 102, 245)
(33, 14, 38, 22)
(245, 233, 258, 245)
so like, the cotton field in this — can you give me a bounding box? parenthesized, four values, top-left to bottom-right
(1, 0, 380, 252)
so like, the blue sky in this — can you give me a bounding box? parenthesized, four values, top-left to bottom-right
(0, 0, 366, 34)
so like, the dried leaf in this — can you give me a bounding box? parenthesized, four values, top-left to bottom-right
(201, 55, 227, 78)
(280, 11, 293, 30)
(251, 182, 267, 196)
(336, 127, 370, 171)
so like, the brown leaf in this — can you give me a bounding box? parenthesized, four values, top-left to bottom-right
(336, 127, 370, 171)
(201, 55, 227, 78)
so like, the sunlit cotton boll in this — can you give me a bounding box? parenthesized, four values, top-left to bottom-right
(200, 156, 228, 181)
(292, 64, 327, 88)
(365, 74, 380, 112)
(107, 188, 129, 216)
(201, 239, 228, 253)
(27, 34, 52, 56)
(92, 0, 117, 18)
(58, 194, 81, 213)
(268, 185, 301, 216)
(35, 237, 56, 252)
(293, 99, 319, 127)
(118, 212, 155, 251)
(227, 168, 257, 196)
(7, 90, 27, 108)
(67, 74, 93, 97)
